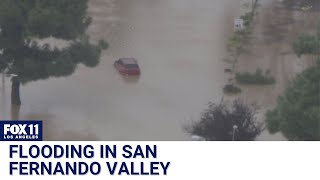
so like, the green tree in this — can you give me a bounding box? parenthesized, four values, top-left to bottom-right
(293, 25, 320, 58)
(266, 62, 320, 140)
(186, 99, 264, 141)
(267, 25, 320, 140)
(0, 0, 107, 105)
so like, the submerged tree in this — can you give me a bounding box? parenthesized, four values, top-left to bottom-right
(0, 0, 107, 105)
(186, 99, 264, 141)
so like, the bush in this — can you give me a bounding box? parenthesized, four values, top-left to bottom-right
(98, 39, 109, 50)
(223, 84, 241, 94)
(236, 68, 275, 84)
(266, 62, 320, 140)
(186, 99, 264, 141)
(293, 33, 319, 58)
(240, 12, 253, 27)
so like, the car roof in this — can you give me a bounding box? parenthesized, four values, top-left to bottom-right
(119, 58, 138, 65)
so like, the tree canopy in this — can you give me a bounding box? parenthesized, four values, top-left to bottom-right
(266, 61, 320, 140)
(187, 100, 264, 141)
(267, 25, 320, 140)
(0, 0, 107, 105)
(293, 25, 320, 57)
(0, 0, 91, 40)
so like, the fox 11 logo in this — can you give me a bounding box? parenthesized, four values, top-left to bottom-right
(0, 121, 43, 141)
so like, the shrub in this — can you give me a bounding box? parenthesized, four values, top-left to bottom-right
(266, 62, 320, 140)
(186, 99, 264, 141)
(240, 12, 253, 27)
(98, 39, 109, 50)
(223, 84, 242, 94)
(236, 68, 275, 85)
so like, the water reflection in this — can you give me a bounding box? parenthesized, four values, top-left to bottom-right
(121, 75, 140, 84)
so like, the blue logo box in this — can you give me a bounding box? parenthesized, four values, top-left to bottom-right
(0, 121, 43, 141)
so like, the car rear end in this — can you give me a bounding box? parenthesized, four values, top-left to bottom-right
(125, 64, 140, 75)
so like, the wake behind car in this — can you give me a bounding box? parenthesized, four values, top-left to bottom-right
(114, 58, 141, 76)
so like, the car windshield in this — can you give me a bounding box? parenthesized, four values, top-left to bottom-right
(125, 64, 139, 68)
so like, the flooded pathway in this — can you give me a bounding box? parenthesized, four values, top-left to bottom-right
(0, 0, 242, 140)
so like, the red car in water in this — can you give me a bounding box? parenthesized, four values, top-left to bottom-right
(114, 58, 141, 76)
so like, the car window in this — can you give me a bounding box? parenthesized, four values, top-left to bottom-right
(118, 60, 124, 65)
(125, 64, 139, 68)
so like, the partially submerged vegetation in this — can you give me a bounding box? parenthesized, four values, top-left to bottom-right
(293, 24, 320, 58)
(223, 84, 242, 94)
(226, 11, 255, 65)
(227, 11, 255, 56)
(186, 99, 263, 141)
(241, 12, 254, 27)
(236, 68, 275, 85)
(98, 39, 109, 50)
(266, 25, 320, 140)
(213, 0, 319, 141)
(223, 0, 259, 94)
(266, 61, 320, 140)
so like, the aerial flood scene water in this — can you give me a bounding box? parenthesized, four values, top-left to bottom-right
(0, 0, 319, 140)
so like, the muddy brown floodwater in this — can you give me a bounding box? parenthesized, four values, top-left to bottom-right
(0, 0, 244, 140)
